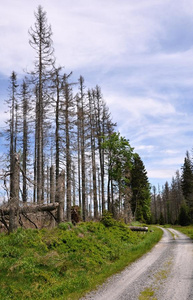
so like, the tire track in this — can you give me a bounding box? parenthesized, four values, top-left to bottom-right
(81, 228, 193, 300)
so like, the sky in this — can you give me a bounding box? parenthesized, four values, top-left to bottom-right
(1, 0, 193, 189)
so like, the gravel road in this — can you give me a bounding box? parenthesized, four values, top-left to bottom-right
(81, 228, 193, 300)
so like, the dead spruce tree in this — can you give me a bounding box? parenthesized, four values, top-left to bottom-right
(61, 73, 75, 222)
(4, 72, 19, 204)
(29, 5, 55, 203)
(77, 76, 87, 221)
(9, 153, 20, 233)
(88, 89, 98, 219)
(19, 79, 31, 202)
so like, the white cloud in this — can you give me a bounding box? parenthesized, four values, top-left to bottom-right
(135, 145, 155, 152)
(147, 168, 177, 186)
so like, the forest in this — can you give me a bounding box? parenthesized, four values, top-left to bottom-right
(151, 150, 193, 226)
(0, 6, 152, 233)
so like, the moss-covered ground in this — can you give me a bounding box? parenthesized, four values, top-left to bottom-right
(0, 221, 162, 299)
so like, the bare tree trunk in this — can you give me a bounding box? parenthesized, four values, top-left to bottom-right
(72, 164, 76, 206)
(107, 174, 111, 212)
(76, 98, 82, 209)
(62, 75, 73, 222)
(88, 90, 98, 219)
(9, 153, 20, 233)
(111, 179, 114, 216)
(33, 87, 38, 203)
(79, 76, 87, 221)
(29, 6, 55, 204)
(21, 81, 28, 202)
(94, 87, 105, 213)
(56, 170, 65, 223)
(124, 187, 132, 224)
(55, 74, 60, 202)
(52, 67, 63, 203)
(97, 167, 101, 216)
(50, 165, 55, 203)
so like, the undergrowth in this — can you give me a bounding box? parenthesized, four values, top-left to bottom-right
(0, 220, 162, 300)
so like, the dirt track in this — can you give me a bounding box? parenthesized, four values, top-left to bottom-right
(81, 228, 193, 300)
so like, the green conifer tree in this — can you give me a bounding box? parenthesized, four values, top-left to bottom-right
(131, 154, 151, 223)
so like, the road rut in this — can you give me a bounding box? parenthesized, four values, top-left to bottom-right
(81, 228, 193, 300)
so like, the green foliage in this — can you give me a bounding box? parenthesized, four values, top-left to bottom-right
(100, 211, 116, 227)
(173, 225, 193, 240)
(102, 132, 134, 184)
(58, 222, 73, 231)
(159, 212, 165, 225)
(178, 203, 190, 226)
(0, 223, 162, 300)
(181, 151, 193, 220)
(131, 153, 152, 223)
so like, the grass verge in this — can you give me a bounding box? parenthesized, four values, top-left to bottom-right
(172, 225, 193, 239)
(0, 221, 162, 300)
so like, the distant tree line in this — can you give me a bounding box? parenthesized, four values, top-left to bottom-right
(151, 150, 193, 225)
(0, 6, 151, 229)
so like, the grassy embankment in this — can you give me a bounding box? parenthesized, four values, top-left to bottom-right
(173, 225, 193, 239)
(0, 218, 162, 300)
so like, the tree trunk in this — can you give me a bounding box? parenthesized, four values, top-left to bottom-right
(56, 170, 65, 223)
(9, 153, 20, 233)
(88, 91, 98, 219)
(76, 99, 82, 209)
(79, 76, 86, 221)
(50, 165, 55, 203)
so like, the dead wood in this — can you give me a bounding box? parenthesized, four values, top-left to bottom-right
(0, 202, 59, 216)
(128, 226, 148, 232)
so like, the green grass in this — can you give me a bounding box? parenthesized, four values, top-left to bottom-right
(138, 287, 157, 300)
(0, 222, 162, 300)
(172, 225, 193, 239)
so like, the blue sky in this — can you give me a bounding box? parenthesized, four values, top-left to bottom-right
(1, 0, 193, 188)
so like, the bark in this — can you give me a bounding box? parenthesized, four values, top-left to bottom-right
(9, 153, 20, 233)
(128, 226, 148, 232)
(54, 68, 61, 202)
(21, 80, 29, 202)
(94, 87, 105, 213)
(79, 76, 86, 221)
(63, 77, 72, 222)
(88, 90, 98, 219)
(72, 164, 76, 206)
(29, 6, 54, 204)
(50, 165, 55, 203)
(9, 72, 18, 203)
(76, 98, 82, 209)
(56, 170, 65, 223)
(1, 202, 59, 216)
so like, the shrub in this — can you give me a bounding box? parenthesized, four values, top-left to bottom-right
(58, 222, 73, 231)
(100, 211, 115, 227)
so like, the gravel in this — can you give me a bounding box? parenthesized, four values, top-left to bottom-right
(81, 228, 193, 300)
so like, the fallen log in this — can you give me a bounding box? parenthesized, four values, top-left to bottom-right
(0, 202, 59, 216)
(128, 226, 148, 232)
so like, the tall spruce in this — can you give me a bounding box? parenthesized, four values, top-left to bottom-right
(181, 151, 193, 220)
(131, 153, 151, 223)
(29, 5, 55, 203)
